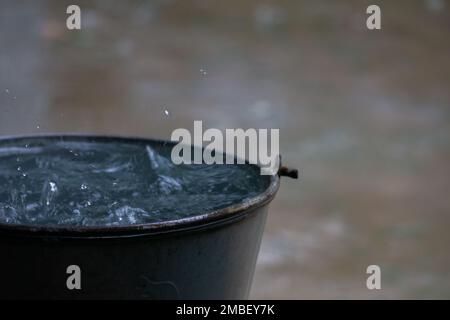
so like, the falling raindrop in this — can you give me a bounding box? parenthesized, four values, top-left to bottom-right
(163, 109, 170, 117)
(49, 182, 58, 193)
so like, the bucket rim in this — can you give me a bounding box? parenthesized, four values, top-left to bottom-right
(0, 133, 280, 238)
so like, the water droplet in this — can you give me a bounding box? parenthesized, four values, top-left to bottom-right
(49, 181, 58, 193)
(17, 166, 22, 171)
(5, 89, 9, 94)
(36, 125, 40, 129)
(200, 68, 207, 76)
(163, 109, 170, 116)
(80, 184, 88, 190)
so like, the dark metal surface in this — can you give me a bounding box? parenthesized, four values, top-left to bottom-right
(0, 205, 270, 299)
(0, 135, 283, 299)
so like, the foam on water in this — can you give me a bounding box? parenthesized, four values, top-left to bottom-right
(0, 137, 270, 227)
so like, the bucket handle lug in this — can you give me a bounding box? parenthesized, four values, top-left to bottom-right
(278, 166, 298, 179)
(277, 155, 298, 179)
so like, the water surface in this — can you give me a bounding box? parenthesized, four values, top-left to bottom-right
(0, 137, 270, 227)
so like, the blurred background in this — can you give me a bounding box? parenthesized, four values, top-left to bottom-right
(1, 0, 450, 298)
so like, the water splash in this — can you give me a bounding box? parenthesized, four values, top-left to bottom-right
(0, 138, 269, 227)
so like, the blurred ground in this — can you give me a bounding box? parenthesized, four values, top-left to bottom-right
(1, 0, 450, 299)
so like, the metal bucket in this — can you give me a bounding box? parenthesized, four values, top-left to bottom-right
(0, 135, 296, 300)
